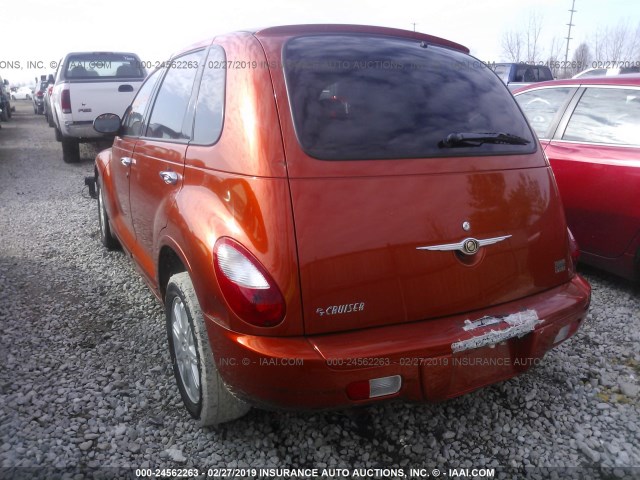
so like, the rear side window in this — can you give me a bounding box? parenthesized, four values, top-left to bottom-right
(516, 87, 575, 138)
(64, 53, 146, 79)
(563, 87, 640, 145)
(192, 46, 226, 145)
(122, 68, 162, 137)
(284, 35, 535, 160)
(147, 50, 205, 141)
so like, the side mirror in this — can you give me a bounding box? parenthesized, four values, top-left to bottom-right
(93, 113, 121, 134)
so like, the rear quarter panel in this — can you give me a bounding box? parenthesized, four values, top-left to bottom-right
(164, 32, 302, 337)
(545, 141, 640, 258)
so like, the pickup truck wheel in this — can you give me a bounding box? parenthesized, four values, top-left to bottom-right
(97, 181, 120, 250)
(61, 139, 80, 163)
(48, 114, 56, 128)
(166, 272, 250, 426)
(0, 108, 7, 122)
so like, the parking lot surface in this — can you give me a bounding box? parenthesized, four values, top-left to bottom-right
(0, 102, 639, 479)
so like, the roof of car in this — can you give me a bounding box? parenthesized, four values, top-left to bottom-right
(513, 74, 640, 93)
(253, 24, 468, 52)
(178, 24, 470, 55)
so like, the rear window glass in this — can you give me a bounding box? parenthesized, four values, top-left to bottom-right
(284, 35, 535, 160)
(65, 53, 146, 79)
(493, 65, 510, 83)
(514, 65, 553, 82)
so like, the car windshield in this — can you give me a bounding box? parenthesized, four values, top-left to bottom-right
(65, 54, 146, 79)
(284, 35, 536, 160)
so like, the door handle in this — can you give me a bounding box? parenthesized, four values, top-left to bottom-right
(121, 157, 132, 167)
(159, 170, 179, 185)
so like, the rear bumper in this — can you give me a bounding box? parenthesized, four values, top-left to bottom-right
(207, 275, 591, 409)
(60, 120, 103, 140)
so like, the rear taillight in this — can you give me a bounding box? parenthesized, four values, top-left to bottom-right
(568, 228, 580, 264)
(47, 86, 53, 95)
(36, 91, 44, 97)
(213, 237, 285, 327)
(61, 89, 71, 113)
(568, 228, 580, 274)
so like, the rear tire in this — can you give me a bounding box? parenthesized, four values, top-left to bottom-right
(0, 108, 7, 122)
(166, 272, 250, 426)
(62, 138, 79, 163)
(97, 180, 120, 250)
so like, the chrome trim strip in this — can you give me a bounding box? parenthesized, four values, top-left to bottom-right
(417, 235, 512, 255)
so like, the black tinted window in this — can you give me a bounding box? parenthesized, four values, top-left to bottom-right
(284, 35, 535, 160)
(147, 51, 204, 141)
(516, 87, 575, 138)
(563, 87, 640, 145)
(493, 65, 510, 83)
(192, 46, 226, 145)
(514, 65, 553, 82)
(122, 69, 162, 137)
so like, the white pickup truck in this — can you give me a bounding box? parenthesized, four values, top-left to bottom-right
(51, 52, 146, 162)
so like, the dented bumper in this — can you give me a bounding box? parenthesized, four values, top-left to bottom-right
(208, 275, 591, 409)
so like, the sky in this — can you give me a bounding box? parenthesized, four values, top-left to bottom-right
(1, 0, 638, 85)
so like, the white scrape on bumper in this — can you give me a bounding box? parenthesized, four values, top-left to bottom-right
(451, 310, 541, 353)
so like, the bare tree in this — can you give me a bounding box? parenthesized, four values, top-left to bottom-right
(590, 21, 640, 64)
(525, 12, 544, 63)
(500, 11, 544, 64)
(501, 31, 523, 62)
(546, 37, 564, 78)
(572, 43, 592, 76)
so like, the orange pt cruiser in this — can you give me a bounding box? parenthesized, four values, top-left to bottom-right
(91, 25, 591, 425)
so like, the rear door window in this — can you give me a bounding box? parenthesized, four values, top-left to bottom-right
(146, 50, 204, 141)
(562, 87, 640, 145)
(284, 35, 535, 160)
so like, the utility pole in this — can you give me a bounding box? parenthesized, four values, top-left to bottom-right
(411, 23, 417, 32)
(564, 0, 576, 76)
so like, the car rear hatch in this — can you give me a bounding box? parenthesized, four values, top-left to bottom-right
(265, 31, 574, 335)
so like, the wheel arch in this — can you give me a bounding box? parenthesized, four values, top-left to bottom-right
(158, 243, 189, 301)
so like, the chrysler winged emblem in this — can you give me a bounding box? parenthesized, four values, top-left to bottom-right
(417, 235, 512, 256)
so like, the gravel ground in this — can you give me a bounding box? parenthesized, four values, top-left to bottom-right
(0, 102, 639, 479)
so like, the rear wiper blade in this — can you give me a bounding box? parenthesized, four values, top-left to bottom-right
(439, 132, 531, 148)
